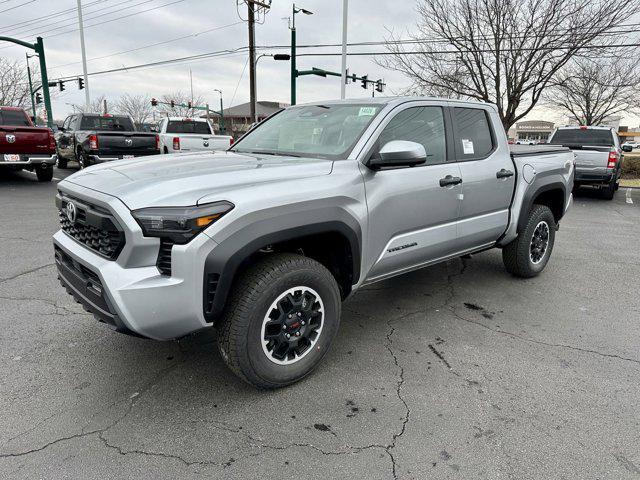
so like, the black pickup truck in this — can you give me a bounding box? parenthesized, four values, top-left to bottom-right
(55, 113, 159, 169)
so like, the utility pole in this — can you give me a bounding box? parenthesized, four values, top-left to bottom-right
(214, 89, 226, 134)
(247, 2, 257, 123)
(291, 6, 296, 105)
(76, 0, 90, 111)
(25, 53, 36, 122)
(340, 0, 348, 99)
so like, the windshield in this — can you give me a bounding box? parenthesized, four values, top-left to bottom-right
(166, 120, 211, 134)
(80, 115, 135, 131)
(0, 109, 30, 126)
(549, 129, 615, 147)
(230, 103, 384, 159)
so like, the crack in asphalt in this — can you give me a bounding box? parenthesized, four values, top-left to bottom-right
(0, 295, 85, 317)
(0, 263, 55, 285)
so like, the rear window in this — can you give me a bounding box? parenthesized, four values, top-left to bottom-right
(166, 121, 211, 134)
(0, 109, 30, 126)
(453, 108, 494, 159)
(80, 115, 134, 131)
(549, 129, 614, 146)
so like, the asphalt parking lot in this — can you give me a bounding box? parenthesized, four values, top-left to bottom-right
(1, 168, 639, 479)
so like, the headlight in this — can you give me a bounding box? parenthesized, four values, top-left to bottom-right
(132, 201, 234, 244)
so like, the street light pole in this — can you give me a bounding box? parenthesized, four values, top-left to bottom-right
(214, 89, 225, 134)
(340, 0, 348, 99)
(25, 53, 36, 122)
(76, 0, 91, 111)
(290, 4, 313, 106)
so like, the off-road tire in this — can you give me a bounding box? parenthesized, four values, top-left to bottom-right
(36, 166, 53, 182)
(502, 204, 556, 278)
(601, 176, 616, 200)
(217, 253, 341, 389)
(56, 154, 68, 169)
(77, 149, 89, 169)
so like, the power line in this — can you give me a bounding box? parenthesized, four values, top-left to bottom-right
(49, 21, 244, 70)
(0, 0, 109, 33)
(0, 0, 35, 14)
(0, 0, 187, 49)
(4, 0, 160, 39)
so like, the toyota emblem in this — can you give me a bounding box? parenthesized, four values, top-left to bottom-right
(65, 201, 77, 223)
(125, 138, 133, 146)
(6, 134, 16, 143)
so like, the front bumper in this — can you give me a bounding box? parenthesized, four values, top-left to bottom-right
(0, 153, 56, 167)
(53, 182, 217, 340)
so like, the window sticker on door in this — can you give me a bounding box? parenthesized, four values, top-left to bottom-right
(358, 106, 377, 116)
(462, 138, 475, 155)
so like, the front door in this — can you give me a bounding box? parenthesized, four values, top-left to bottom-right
(361, 104, 462, 283)
(452, 107, 516, 250)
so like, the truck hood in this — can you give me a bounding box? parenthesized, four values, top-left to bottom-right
(61, 151, 334, 209)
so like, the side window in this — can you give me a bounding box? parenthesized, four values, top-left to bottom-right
(69, 115, 78, 130)
(453, 108, 494, 160)
(62, 116, 71, 130)
(377, 106, 446, 165)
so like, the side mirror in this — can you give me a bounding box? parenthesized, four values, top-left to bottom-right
(367, 140, 427, 170)
(622, 145, 632, 152)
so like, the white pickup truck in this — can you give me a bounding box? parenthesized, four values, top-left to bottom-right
(158, 117, 233, 154)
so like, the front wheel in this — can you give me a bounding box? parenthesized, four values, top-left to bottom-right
(502, 204, 556, 278)
(56, 154, 68, 169)
(217, 253, 341, 389)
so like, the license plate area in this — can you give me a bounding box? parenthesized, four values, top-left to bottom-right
(122, 155, 134, 159)
(3, 154, 20, 162)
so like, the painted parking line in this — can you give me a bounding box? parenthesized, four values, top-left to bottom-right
(626, 189, 634, 204)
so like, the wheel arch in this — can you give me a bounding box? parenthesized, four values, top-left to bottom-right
(517, 180, 566, 234)
(203, 214, 362, 323)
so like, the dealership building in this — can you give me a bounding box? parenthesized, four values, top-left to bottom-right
(512, 120, 555, 143)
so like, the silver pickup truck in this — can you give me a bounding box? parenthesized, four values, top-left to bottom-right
(53, 97, 574, 388)
(548, 125, 622, 199)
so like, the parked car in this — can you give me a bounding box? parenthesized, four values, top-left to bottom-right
(158, 117, 233, 154)
(548, 125, 622, 199)
(55, 113, 159, 169)
(0, 106, 57, 182)
(621, 140, 639, 152)
(53, 97, 574, 388)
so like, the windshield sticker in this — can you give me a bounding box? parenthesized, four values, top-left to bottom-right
(462, 139, 475, 155)
(358, 107, 377, 116)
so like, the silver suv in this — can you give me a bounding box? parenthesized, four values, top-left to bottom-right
(54, 98, 574, 388)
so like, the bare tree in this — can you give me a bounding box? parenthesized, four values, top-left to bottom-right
(379, 0, 638, 130)
(545, 55, 640, 125)
(69, 94, 109, 114)
(0, 57, 33, 109)
(115, 93, 153, 124)
(156, 90, 205, 117)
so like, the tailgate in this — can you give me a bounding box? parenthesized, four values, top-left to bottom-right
(175, 134, 220, 151)
(570, 147, 609, 169)
(97, 132, 157, 156)
(0, 126, 51, 154)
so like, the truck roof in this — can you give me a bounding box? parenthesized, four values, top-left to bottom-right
(299, 96, 498, 112)
(165, 117, 209, 122)
(555, 125, 615, 131)
(0, 106, 26, 111)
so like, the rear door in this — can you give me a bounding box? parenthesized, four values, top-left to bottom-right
(453, 106, 515, 250)
(362, 102, 463, 282)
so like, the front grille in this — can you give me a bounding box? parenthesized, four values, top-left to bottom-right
(58, 196, 125, 260)
(157, 240, 174, 275)
(204, 273, 220, 314)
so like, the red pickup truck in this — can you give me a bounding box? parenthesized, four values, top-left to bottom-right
(0, 106, 57, 182)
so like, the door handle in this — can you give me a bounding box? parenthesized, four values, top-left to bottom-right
(439, 175, 463, 187)
(496, 168, 514, 179)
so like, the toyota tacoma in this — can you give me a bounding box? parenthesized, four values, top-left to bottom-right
(53, 98, 574, 388)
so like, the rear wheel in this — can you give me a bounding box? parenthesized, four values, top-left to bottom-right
(36, 165, 53, 182)
(217, 253, 341, 389)
(601, 176, 616, 200)
(77, 149, 89, 169)
(502, 204, 556, 278)
(56, 154, 68, 169)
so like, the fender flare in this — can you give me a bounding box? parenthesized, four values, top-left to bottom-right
(202, 212, 362, 323)
(517, 179, 566, 234)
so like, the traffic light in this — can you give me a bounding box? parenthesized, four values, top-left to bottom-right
(58, 80, 65, 92)
(151, 98, 158, 106)
(78, 77, 84, 90)
(375, 80, 384, 93)
(35, 92, 42, 104)
(361, 75, 368, 89)
(187, 101, 192, 109)
(170, 100, 175, 108)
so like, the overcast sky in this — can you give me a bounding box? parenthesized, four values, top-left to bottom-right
(1, 0, 638, 126)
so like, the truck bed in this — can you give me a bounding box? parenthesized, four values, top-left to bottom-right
(509, 145, 570, 157)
